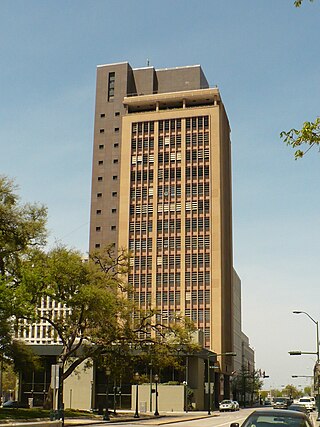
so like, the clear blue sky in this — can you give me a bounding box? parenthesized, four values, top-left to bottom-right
(1, 0, 319, 390)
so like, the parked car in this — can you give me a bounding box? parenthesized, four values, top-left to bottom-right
(297, 397, 314, 412)
(288, 404, 309, 415)
(309, 397, 316, 410)
(2, 400, 29, 408)
(230, 409, 312, 427)
(219, 399, 236, 412)
(232, 400, 240, 411)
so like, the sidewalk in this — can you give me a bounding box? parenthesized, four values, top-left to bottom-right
(310, 412, 320, 427)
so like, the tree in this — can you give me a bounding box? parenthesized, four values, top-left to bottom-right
(18, 244, 196, 406)
(281, 0, 318, 158)
(294, 0, 314, 6)
(0, 175, 47, 372)
(271, 388, 282, 398)
(0, 177, 196, 409)
(304, 386, 311, 396)
(280, 118, 320, 159)
(0, 176, 47, 278)
(282, 384, 301, 399)
(231, 366, 263, 406)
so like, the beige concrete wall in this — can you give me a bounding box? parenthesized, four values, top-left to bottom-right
(241, 332, 255, 370)
(131, 384, 185, 412)
(233, 269, 243, 373)
(189, 357, 205, 410)
(218, 104, 234, 373)
(64, 362, 93, 410)
(119, 96, 233, 357)
(156, 65, 208, 93)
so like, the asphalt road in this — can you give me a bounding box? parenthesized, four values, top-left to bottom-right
(66, 407, 320, 427)
(67, 408, 255, 427)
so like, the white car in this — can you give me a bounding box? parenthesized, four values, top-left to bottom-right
(297, 397, 314, 412)
(309, 397, 316, 410)
(232, 400, 240, 411)
(219, 399, 236, 412)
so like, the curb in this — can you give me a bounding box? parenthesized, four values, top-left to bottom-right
(64, 413, 219, 426)
(0, 412, 220, 427)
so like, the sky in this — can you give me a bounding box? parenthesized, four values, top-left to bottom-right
(1, 0, 319, 390)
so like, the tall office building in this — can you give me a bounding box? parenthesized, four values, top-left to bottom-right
(89, 62, 233, 373)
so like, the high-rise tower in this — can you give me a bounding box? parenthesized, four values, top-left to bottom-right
(89, 62, 233, 371)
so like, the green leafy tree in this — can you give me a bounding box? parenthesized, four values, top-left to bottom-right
(18, 244, 196, 406)
(0, 177, 196, 407)
(282, 384, 301, 399)
(0, 176, 47, 278)
(271, 388, 282, 397)
(294, 0, 315, 6)
(1, 363, 16, 395)
(280, 118, 320, 159)
(232, 366, 263, 406)
(0, 176, 47, 372)
(282, 1, 318, 158)
(260, 390, 269, 400)
(304, 386, 311, 396)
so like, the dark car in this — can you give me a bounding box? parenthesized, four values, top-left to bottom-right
(288, 404, 309, 415)
(2, 400, 29, 408)
(230, 409, 312, 427)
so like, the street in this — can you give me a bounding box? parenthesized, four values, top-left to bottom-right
(66, 408, 320, 427)
(67, 408, 255, 427)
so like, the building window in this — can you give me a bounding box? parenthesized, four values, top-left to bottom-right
(96, 209, 102, 215)
(112, 208, 117, 213)
(96, 226, 101, 231)
(95, 243, 100, 248)
(113, 159, 118, 164)
(114, 143, 119, 148)
(111, 225, 116, 230)
(99, 129, 104, 133)
(99, 144, 104, 149)
(112, 192, 117, 197)
(98, 160, 103, 165)
(114, 127, 119, 132)
(115, 112, 120, 116)
(97, 193, 102, 198)
(98, 176, 103, 181)
(108, 72, 115, 101)
(113, 175, 118, 180)
(100, 113, 105, 118)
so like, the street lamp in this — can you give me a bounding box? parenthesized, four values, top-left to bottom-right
(134, 372, 140, 418)
(149, 361, 153, 413)
(103, 367, 111, 421)
(113, 383, 117, 415)
(57, 360, 64, 426)
(207, 352, 236, 414)
(154, 374, 159, 416)
(183, 381, 188, 413)
(292, 311, 319, 362)
(291, 310, 320, 416)
(184, 353, 189, 413)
